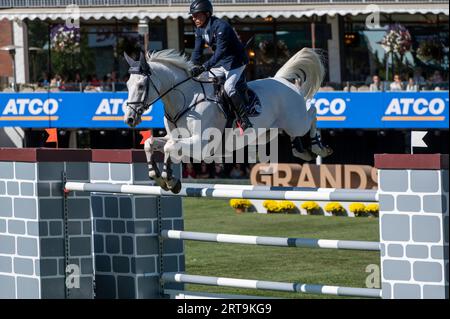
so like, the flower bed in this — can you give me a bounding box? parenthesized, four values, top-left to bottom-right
(263, 200, 298, 214)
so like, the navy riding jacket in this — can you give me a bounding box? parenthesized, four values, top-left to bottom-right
(191, 16, 248, 71)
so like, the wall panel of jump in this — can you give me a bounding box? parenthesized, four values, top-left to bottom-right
(0, 149, 183, 299)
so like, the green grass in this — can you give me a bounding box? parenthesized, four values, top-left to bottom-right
(181, 198, 381, 299)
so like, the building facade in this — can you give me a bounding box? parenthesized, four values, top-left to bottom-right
(0, 0, 448, 88)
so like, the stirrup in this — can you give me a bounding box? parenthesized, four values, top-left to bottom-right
(311, 134, 323, 146)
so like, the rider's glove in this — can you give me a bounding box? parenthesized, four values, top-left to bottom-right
(191, 65, 206, 77)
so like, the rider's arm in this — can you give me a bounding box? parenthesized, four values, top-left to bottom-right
(191, 29, 205, 66)
(203, 23, 229, 70)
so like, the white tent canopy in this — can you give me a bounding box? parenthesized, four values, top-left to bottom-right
(0, 3, 448, 20)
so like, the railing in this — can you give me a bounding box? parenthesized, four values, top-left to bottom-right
(325, 80, 449, 92)
(0, 0, 448, 9)
(1, 80, 448, 93)
(0, 81, 129, 92)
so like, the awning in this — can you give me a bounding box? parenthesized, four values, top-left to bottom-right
(0, 4, 448, 20)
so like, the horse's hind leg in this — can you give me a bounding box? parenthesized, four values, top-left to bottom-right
(144, 137, 169, 191)
(291, 135, 316, 161)
(307, 106, 333, 158)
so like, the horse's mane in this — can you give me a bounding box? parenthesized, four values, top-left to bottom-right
(146, 49, 193, 74)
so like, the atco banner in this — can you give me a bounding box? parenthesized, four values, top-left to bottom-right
(0, 92, 164, 128)
(309, 91, 449, 129)
(0, 91, 448, 129)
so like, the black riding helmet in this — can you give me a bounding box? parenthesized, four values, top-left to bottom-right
(189, 0, 213, 15)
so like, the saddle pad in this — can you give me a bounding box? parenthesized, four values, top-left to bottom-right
(245, 89, 261, 117)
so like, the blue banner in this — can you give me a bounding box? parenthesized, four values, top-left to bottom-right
(0, 91, 448, 129)
(0, 92, 164, 128)
(311, 91, 449, 129)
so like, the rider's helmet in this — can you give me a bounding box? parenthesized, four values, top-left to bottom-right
(189, 0, 213, 15)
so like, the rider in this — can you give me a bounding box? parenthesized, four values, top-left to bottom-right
(189, 0, 252, 131)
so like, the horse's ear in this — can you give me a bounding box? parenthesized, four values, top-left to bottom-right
(139, 51, 151, 74)
(124, 52, 135, 66)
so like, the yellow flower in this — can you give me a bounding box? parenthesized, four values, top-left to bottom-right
(301, 201, 320, 211)
(349, 203, 366, 216)
(229, 199, 252, 209)
(278, 201, 296, 211)
(365, 203, 379, 216)
(349, 203, 366, 213)
(263, 200, 282, 213)
(324, 202, 346, 215)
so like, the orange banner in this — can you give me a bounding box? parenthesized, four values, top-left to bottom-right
(139, 130, 152, 145)
(45, 128, 58, 144)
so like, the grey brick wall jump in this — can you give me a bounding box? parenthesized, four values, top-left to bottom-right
(379, 167, 449, 299)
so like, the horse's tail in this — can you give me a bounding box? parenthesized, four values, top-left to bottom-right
(274, 47, 326, 100)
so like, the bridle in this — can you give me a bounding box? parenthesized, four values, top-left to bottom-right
(126, 67, 162, 116)
(126, 68, 218, 121)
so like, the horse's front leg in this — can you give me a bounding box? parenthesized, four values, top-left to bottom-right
(161, 153, 181, 194)
(144, 136, 169, 191)
(161, 134, 204, 194)
(161, 141, 182, 194)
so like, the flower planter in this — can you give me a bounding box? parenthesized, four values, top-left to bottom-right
(354, 212, 369, 217)
(330, 211, 347, 217)
(229, 199, 252, 214)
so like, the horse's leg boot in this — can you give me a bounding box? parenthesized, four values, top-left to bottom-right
(230, 93, 252, 131)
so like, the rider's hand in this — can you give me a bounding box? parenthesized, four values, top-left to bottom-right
(191, 65, 206, 77)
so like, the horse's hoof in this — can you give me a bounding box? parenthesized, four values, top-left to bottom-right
(311, 145, 333, 158)
(167, 178, 182, 194)
(292, 148, 316, 162)
(160, 182, 170, 192)
(172, 180, 182, 194)
(152, 176, 170, 191)
(149, 170, 158, 179)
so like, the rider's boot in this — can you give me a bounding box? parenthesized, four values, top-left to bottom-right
(230, 92, 252, 131)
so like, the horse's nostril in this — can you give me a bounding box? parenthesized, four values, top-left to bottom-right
(127, 118, 134, 126)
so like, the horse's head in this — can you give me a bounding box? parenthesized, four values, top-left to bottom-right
(124, 51, 161, 127)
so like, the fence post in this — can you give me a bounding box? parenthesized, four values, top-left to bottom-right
(376, 154, 449, 299)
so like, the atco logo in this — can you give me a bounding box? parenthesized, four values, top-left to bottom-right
(0, 98, 59, 120)
(93, 98, 152, 121)
(382, 98, 447, 121)
(308, 98, 348, 121)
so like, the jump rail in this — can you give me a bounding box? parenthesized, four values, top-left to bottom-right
(161, 273, 383, 298)
(163, 289, 279, 299)
(162, 230, 381, 251)
(64, 182, 378, 202)
(183, 182, 376, 193)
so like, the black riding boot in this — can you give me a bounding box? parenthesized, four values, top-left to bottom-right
(230, 93, 253, 131)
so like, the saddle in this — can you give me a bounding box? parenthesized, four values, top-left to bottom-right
(213, 76, 261, 129)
